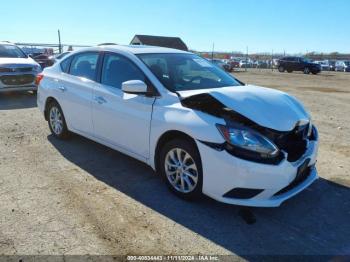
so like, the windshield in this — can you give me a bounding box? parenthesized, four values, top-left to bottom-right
(0, 44, 27, 58)
(345, 61, 350, 66)
(137, 53, 241, 92)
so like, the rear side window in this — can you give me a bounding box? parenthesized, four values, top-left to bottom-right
(60, 56, 72, 73)
(69, 52, 99, 81)
(101, 53, 145, 89)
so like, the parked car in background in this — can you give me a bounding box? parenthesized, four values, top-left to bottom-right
(329, 60, 336, 71)
(49, 51, 72, 64)
(314, 60, 330, 71)
(253, 60, 269, 69)
(0, 42, 41, 92)
(37, 45, 319, 207)
(335, 61, 350, 72)
(278, 57, 321, 74)
(208, 59, 232, 72)
(239, 60, 253, 68)
(272, 59, 280, 69)
(31, 53, 55, 69)
(227, 59, 240, 69)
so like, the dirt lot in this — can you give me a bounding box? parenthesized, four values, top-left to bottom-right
(0, 70, 349, 258)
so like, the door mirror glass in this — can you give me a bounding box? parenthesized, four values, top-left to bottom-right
(122, 80, 148, 94)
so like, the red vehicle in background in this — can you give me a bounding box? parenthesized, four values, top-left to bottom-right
(227, 59, 240, 69)
(30, 53, 55, 69)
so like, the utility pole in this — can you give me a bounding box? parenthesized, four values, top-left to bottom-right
(211, 43, 214, 59)
(245, 46, 248, 72)
(58, 29, 62, 54)
(272, 49, 274, 72)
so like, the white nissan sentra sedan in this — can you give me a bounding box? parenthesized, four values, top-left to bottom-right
(37, 45, 319, 207)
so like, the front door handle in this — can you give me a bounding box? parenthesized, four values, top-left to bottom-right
(95, 96, 107, 104)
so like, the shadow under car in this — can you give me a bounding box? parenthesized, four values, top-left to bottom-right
(48, 134, 350, 257)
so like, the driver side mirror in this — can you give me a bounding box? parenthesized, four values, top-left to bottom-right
(122, 80, 148, 95)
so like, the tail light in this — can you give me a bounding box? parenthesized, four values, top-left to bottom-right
(35, 73, 44, 86)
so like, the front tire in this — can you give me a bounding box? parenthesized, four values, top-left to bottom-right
(47, 101, 70, 139)
(159, 138, 203, 200)
(278, 66, 285, 72)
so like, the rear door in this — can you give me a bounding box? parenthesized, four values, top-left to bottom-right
(57, 52, 100, 136)
(92, 52, 156, 159)
(295, 57, 304, 70)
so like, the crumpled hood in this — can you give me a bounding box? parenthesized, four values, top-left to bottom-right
(178, 85, 310, 131)
(0, 57, 38, 67)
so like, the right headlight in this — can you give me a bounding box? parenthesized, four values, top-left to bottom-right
(216, 124, 279, 158)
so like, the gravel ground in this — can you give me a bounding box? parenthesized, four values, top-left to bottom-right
(0, 70, 349, 259)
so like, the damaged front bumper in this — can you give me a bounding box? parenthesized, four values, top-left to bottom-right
(196, 138, 319, 207)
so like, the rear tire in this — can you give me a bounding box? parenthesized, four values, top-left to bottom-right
(287, 69, 293, 73)
(47, 101, 70, 139)
(159, 138, 203, 200)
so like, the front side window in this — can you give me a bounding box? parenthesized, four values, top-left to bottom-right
(138, 53, 241, 92)
(0, 44, 27, 58)
(101, 53, 145, 89)
(69, 52, 99, 81)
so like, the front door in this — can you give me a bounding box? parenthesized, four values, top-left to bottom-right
(92, 53, 156, 159)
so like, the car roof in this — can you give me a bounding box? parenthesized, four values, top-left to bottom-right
(76, 44, 191, 55)
(0, 41, 16, 46)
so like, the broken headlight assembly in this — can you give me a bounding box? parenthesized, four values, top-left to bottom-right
(216, 124, 283, 164)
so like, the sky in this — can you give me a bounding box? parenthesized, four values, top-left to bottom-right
(0, 0, 349, 54)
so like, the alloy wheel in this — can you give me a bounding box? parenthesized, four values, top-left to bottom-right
(49, 106, 63, 135)
(164, 148, 198, 193)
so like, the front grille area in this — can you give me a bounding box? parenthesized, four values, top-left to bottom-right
(1, 74, 35, 86)
(0, 67, 33, 73)
(264, 124, 310, 162)
(274, 160, 314, 196)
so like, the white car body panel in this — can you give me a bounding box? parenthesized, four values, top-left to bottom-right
(56, 74, 95, 136)
(37, 45, 319, 207)
(92, 82, 155, 158)
(178, 85, 310, 132)
(197, 140, 318, 207)
(0, 57, 38, 66)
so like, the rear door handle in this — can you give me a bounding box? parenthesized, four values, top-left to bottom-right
(58, 86, 66, 92)
(95, 96, 107, 104)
